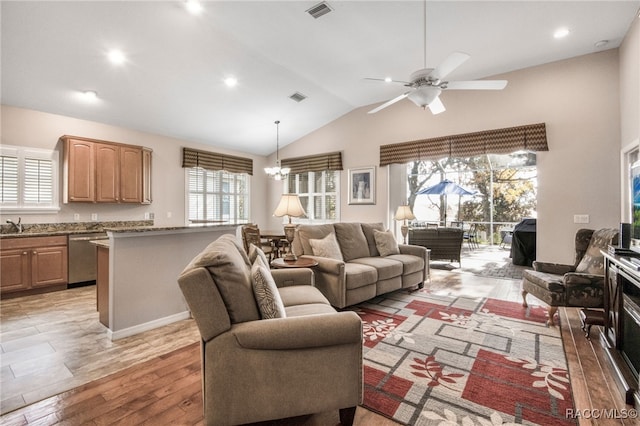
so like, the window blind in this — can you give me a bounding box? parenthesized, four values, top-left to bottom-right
(24, 158, 53, 204)
(281, 151, 342, 175)
(379, 123, 548, 166)
(182, 147, 253, 175)
(0, 155, 19, 204)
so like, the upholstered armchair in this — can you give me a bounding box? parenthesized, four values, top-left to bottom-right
(178, 234, 362, 425)
(521, 228, 618, 325)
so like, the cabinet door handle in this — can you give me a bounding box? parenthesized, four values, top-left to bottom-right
(22, 251, 27, 255)
(32, 251, 37, 255)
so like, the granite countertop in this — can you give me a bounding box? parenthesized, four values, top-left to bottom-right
(0, 221, 237, 239)
(0, 220, 154, 239)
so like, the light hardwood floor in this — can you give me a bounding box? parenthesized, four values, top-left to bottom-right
(0, 248, 635, 425)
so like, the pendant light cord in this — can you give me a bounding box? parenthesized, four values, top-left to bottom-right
(275, 120, 280, 162)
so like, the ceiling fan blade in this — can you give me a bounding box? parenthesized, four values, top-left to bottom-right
(445, 80, 508, 90)
(364, 77, 411, 85)
(368, 92, 410, 114)
(430, 52, 470, 80)
(428, 96, 446, 115)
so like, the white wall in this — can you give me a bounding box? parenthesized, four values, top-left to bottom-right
(270, 49, 624, 264)
(0, 105, 269, 228)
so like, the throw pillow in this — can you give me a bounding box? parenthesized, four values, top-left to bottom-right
(373, 229, 400, 257)
(575, 228, 619, 275)
(309, 232, 344, 261)
(248, 243, 269, 267)
(251, 261, 286, 319)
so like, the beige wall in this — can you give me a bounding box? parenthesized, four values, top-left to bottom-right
(0, 105, 269, 227)
(620, 13, 640, 149)
(3, 38, 636, 265)
(270, 49, 624, 264)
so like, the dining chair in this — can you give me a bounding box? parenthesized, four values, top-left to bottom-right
(241, 224, 275, 261)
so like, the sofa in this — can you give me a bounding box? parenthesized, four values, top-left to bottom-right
(408, 227, 464, 265)
(178, 234, 363, 425)
(291, 222, 429, 308)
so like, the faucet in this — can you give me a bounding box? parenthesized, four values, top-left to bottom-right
(6, 217, 23, 233)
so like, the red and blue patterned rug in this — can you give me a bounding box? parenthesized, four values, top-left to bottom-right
(351, 290, 575, 425)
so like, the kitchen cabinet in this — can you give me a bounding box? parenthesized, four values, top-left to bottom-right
(65, 138, 95, 202)
(62, 135, 152, 204)
(0, 236, 68, 297)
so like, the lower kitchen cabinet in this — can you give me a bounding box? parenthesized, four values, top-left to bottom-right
(0, 236, 68, 297)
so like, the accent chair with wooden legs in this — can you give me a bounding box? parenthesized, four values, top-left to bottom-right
(178, 234, 363, 426)
(521, 228, 618, 325)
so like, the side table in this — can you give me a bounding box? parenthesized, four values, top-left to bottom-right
(271, 257, 319, 269)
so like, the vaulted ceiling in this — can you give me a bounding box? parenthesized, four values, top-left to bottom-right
(2, 1, 639, 155)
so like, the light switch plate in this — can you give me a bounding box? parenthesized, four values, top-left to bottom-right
(573, 214, 590, 224)
(91, 213, 98, 221)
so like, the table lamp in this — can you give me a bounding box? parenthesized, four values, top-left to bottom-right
(394, 205, 415, 244)
(273, 194, 307, 261)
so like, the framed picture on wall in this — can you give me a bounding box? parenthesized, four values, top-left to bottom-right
(348, 166, 376, 205)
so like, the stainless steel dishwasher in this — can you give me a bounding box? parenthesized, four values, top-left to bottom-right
(68, 232, 108, 284)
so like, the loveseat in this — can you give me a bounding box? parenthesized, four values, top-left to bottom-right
(408, 227, 464, 265)
(291, 222, 429, 308)
(178, 234, 362, 425)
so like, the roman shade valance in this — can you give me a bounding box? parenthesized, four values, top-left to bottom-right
(379, 123, 548, 166)
(281, 151, 343, 175)
(182, 147, 253, 175)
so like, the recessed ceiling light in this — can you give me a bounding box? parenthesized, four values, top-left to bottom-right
(384, 77, 392, 83)
(185, 0, 203, 15)
(224, 76, 238, 88)
(553, 28, 570, 39)
(594, 40, 609, 48)
(78, 90, 98, 102)
(107, 49, 126, 65)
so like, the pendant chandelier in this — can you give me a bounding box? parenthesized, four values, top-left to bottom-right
(264, 120, 291, 180)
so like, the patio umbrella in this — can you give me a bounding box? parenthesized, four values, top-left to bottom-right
(416, 179, 476, 224)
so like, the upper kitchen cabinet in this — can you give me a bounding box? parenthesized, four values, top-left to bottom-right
(62, 136, 152, 204)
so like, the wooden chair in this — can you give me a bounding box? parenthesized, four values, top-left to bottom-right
(241, 224, 275, 260)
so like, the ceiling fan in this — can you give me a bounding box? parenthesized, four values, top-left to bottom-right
(366, 2, 507, 115)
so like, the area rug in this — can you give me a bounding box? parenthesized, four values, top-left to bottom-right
(351, 290, 575, 426)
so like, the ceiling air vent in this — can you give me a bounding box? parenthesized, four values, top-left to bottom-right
(289, 92, 307, 103)
(306, 2, 332, 19)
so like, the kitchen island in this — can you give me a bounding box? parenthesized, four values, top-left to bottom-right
(98, 224, 236, 340)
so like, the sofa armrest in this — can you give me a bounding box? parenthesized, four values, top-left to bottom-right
(301, 254, 345, 275)
(232, 311, 362, 350)
(533, 261, 575, 275)
(271, 268, 314, 288)
(399, 244, 428, 258)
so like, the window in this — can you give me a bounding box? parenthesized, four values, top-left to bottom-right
(0, 145, 59, 213)
(287, 170, 339, 222)
(186, 167, 249, 224)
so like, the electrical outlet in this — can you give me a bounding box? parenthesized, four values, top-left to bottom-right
(167, 211, 172, 218)
(91, 213, 98, 221)
(149, 212, 155, 220)
(144, 212, 150, 220)
(73, 213, 80, 221)
(573, 214, 590, 224)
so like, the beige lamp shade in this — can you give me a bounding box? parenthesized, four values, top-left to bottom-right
(273, 194, 306, 222)
(394, 205, 415, 221)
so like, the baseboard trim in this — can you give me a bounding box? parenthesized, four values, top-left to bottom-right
(107, 311, 191, 341)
